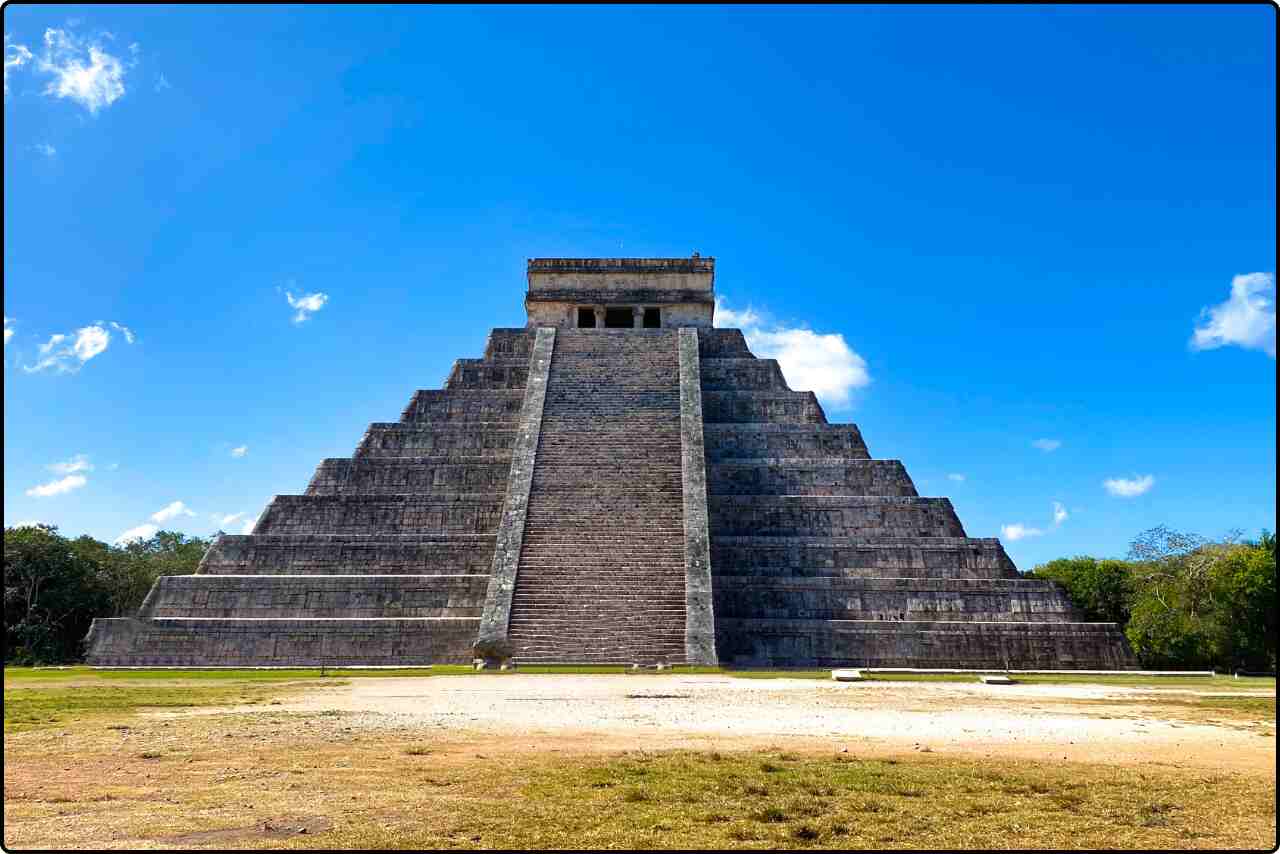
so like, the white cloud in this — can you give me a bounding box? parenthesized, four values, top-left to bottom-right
(1052, 501, 1068, 525)
(1001, 523, 1044, 542)
(241, 516, 257, 534)
(114, 523, 158, 545)
(714, 297, 870, 409)
(25, 473, 87, 497)
(286, 290, 328, 324)
(3, 316, 13, 346)
(946, 473, 966, 482)
(4, 34, 32, 96)
(154, 72, 169, 92)
(1103, 474, 1155, 498)
(48, 454, 93, 475)
(22, 321, 134, 373)
(35, 27, 129, 114)
(1190, 272, 1276, 358)
(1031, 438, 1062, 452)
(213, 511, 245, 528)
(151, 500, 196, 523)
(33, 142, 56, 157)
(230, 445, 248, 458)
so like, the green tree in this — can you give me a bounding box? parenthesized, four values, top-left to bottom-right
(3, 525, 110, 663)
(1028, 557, 1133, 625)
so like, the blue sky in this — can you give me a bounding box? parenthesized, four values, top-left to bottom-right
(3, 5, 1275, 568)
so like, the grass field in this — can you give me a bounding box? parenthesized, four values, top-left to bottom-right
(3, 666, 1275, 849)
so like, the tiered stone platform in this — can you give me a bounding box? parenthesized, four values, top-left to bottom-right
(86, 256, 1136, 669)
(697, 327, 1134, 669)
(84, 329, 537, 666)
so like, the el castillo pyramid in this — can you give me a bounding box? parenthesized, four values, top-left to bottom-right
(86, 257, 1137, 669)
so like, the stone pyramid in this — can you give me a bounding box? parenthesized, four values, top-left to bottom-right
(86, 257, 1137, 669)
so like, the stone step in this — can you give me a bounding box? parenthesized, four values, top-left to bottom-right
(444, 358, 530, 390)
(355, 424, 517, 459)
(715, 618, 1138, 670)
(709, 496, 966, 538)
(84, 616, 480, 667)
(712, 575, 1080, 622)
(701, 391, 826, 425)
(707, 460, 917, 497)
(255, 494, 503, 536)
(696, 328, 753, 358)
(483, 328, 536, 360)
(507, 325, 689, 663)
(198, 533, 498, 576)
(306, 459, 511, 496)
(400, 390, 526, 424)
(140, 574, 489, 619)
(709, 535, 1018, 578)
(699, 357, 789, 391)
(703, 423, 870, 461)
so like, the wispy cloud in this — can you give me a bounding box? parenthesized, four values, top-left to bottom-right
(213, 511, 245, 529)
(108, 321, 135, 343)
(285, 289, 328, 324)
(3, 316, 14, 347)
(1031, 438, 1062, 453)
(32, 142, 56, 158)
(1052, 501, 1068, 525)
(150, 501, 196, 523)
(946, 473, 966, 482)
(1103, 474, 1155, 498)
(715, 297, 870, 409)
(114, 523, 158, 545)
(154, 72, 169, 92)
(48, 454, 93, 475)
(35, 27, 130, 114)
(1190, 272, 1276, 359)
(230, 445, 248, 458)
(1001, 523, 1044, 542)
(4, 34, 33, 97)
(25, 473, 87, 497)
(22, 321, 134, 373)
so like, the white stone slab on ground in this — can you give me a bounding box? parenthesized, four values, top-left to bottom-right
(831, 669, 865, 682)
(979, 674, 1016, 685)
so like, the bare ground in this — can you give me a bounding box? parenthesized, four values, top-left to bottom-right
(4, 674, 1274, 849)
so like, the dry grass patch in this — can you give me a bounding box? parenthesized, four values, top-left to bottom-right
(4, 711, 1275, 850)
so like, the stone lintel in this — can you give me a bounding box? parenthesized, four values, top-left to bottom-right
(476, 326, 555, 658)
(678, 328, 718, 666)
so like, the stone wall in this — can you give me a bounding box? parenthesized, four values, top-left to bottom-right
(716, 619, 1136, 669)
(199, 535, 497, 576)
(140, 574, 488, 619)
(85, 617, 478, 667)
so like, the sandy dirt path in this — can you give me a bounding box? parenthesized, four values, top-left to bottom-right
(167, 675, 1274, 775)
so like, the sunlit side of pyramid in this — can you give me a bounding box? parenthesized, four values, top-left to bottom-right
(86, 257, 1137, 669)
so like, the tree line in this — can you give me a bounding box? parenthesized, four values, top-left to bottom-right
(1029, 526, 1276, 672)
(4, 522, 1276, 670)
(4, 524, 210, 664)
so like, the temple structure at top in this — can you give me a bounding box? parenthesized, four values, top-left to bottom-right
(85, 255, 1137, 670)
(524, 255, 716, 329)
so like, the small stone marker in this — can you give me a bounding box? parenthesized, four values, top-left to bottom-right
(831, 669, 865, 682)
(978, 673, 1015, 684)
(500, 660, 517, 671)
(655, 662, 671, 671)
(472, 658, 486, 671)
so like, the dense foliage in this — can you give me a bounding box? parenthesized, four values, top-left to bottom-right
(1030, 527, 1277, 672)
(3, 525, 211, 664)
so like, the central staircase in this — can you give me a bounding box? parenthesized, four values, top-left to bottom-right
(506, 330, 689, 664)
